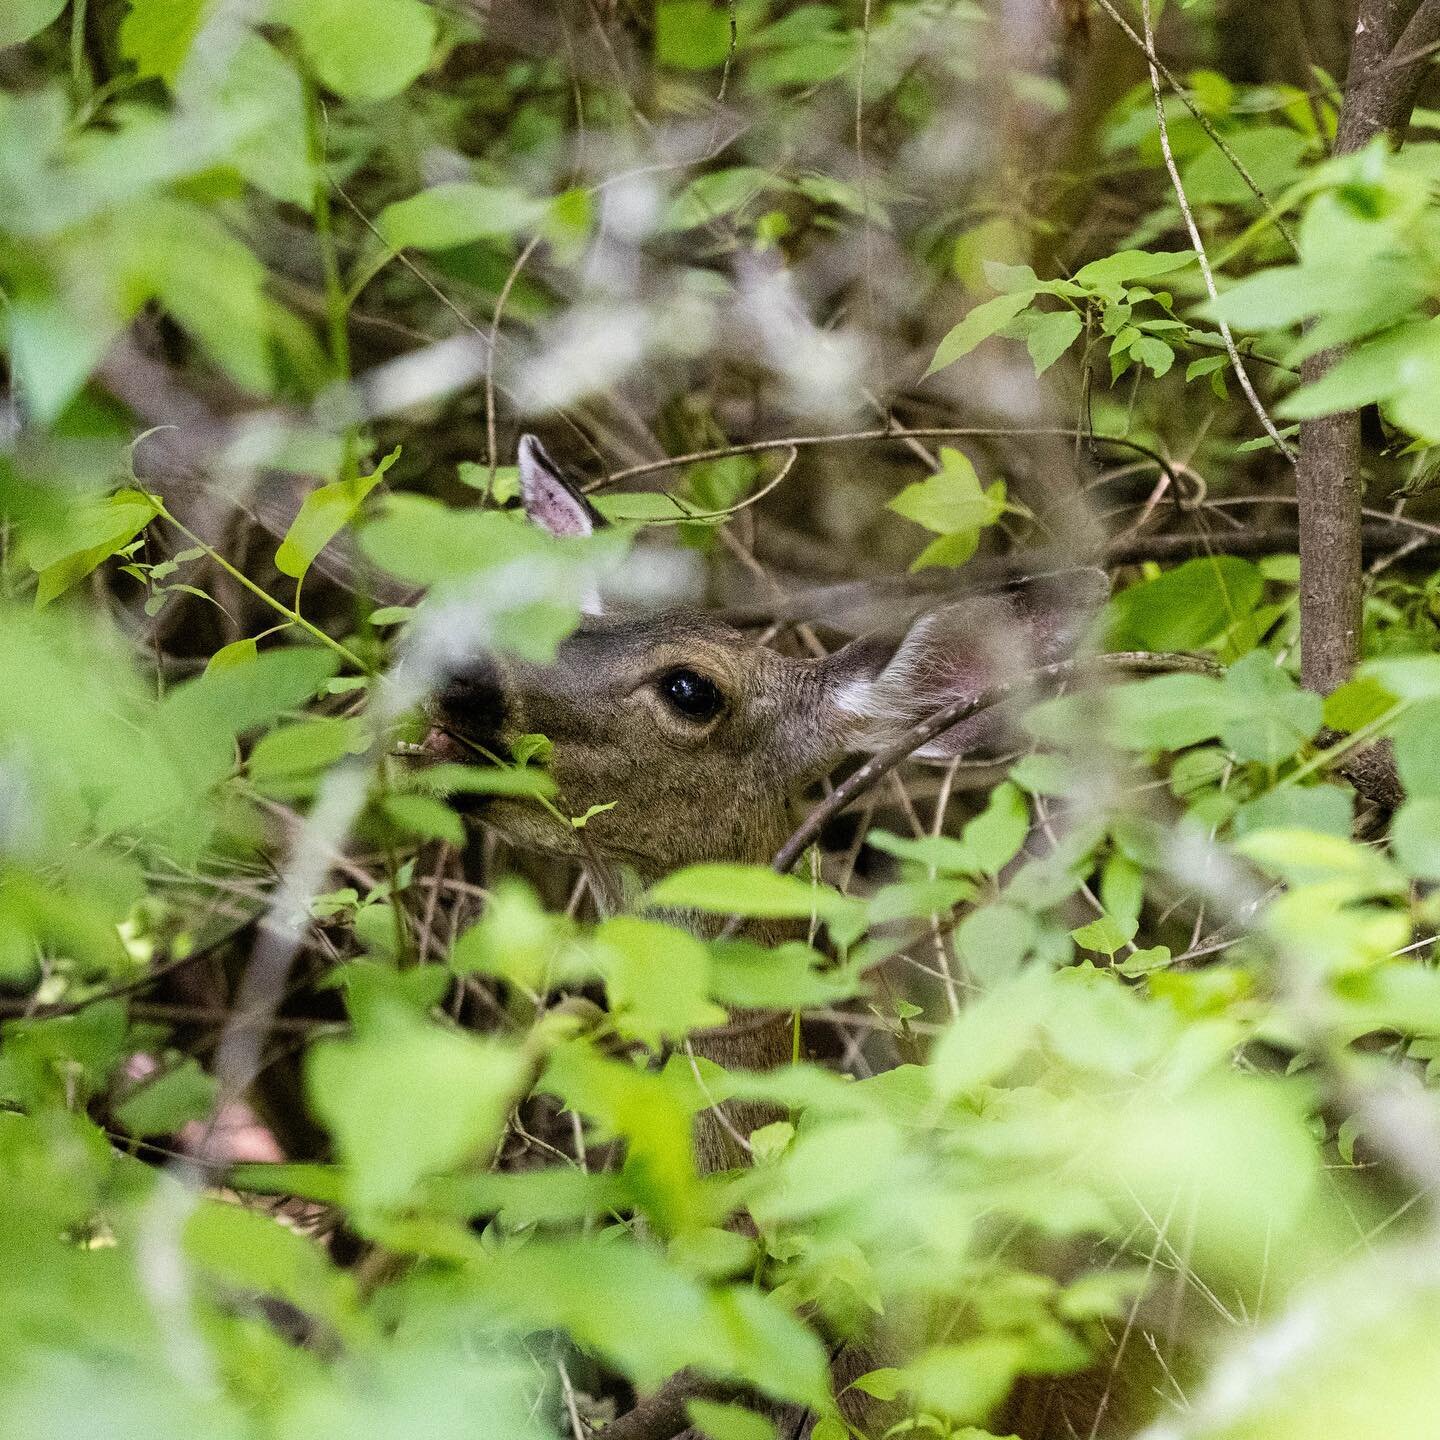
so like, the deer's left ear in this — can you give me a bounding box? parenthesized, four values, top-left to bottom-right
(816, 569, 1107, 762)
(518, 434, 604, 538)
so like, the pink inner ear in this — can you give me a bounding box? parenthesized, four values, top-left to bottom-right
(518, 434, 598, 538)
(527, 483, 592, 537)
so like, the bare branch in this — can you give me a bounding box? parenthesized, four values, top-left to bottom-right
(766, 651, 1224, 883)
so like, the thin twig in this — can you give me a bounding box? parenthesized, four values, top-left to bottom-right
(1140, 0, 1296, 462)
(484, 232, 545, 502)
(1089, 0, 1299, 254)
(765, 650, 1223, 887)
(592, 426, 1183, 494)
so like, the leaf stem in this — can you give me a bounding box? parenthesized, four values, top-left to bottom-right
(147, 497, 366, 671)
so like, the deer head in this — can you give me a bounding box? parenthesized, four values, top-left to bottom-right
(423, 436, 1101, 889)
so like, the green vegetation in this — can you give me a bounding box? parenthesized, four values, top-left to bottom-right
(7, 2, 1440, 1438)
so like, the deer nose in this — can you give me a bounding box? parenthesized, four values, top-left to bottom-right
(434, 657, 508, 741)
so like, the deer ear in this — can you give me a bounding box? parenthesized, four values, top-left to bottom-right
(518, 434, 603, 538)
(819, 569, 1106, 762)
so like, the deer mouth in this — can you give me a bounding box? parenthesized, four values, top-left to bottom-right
(417, 725, 473, 762)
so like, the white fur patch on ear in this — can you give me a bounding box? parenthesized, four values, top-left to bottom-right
(518, 434, 600, 539)
(822, 574, 1105, 764)
(824, 608, 1009, 762)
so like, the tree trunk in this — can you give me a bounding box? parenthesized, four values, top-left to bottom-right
(1296, 0, 1440, 695)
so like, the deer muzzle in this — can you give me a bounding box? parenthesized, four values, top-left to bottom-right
(425, 654, 510, 761)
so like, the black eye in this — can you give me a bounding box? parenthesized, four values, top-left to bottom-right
(657, 668, 724, 722)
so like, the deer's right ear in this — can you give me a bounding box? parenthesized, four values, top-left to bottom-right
(518, 434, 604, 538)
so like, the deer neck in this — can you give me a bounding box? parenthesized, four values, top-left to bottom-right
(579, 856, 795, 1175)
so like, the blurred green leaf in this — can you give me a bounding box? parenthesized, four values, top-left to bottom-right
(115, 1058, 216, 1136)
(307, 1004, 528, 1213)
(377, 184, 546, 251)
(596, 916, 727, 1046)
(687, 1400, 778, 1440)
(275, 448, 398, 581)
(648, 864, 862, 933)
(25, 489, 160, 608)
(118, 0, 207, 82)
(1220, 652, 1322, 764)
(270, 0, 436, 101)
(1106, 556, 1264, 651)
(0, 0, 65, 46)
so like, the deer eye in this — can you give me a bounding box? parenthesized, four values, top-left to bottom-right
(656, 668, 724, 722)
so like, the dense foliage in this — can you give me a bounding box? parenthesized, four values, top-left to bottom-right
(8, 2, 1440, 1438)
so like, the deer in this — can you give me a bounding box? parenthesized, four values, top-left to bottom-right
(417, 436, 1105, 1440)
(421, 437, 1102, 1170)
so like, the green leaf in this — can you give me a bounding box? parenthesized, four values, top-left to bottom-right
(25, 489, 161, 608)
(377, 183, 547, 251)
(1100, 851, 1144, 932)
(663, 166, 781, 231)
(221, 35, 314, 210)
(1395, 798, 1440, 880)
(451, 879, 574, 989)
(926, 290, 1034, 376)
(1132, 335, 1175, 377)
(594, 492, 715, 523)
(275, 448, 399, 581)
(249, 717, 363, 787)
(850, 1368, 907, 1401)
(1070, 913, 1134, 957)
(656, 0, 740, 69)
(1393, 699, 1440, 797)
(162, 646, 340, 740)
(1106, 556, 1264, 651)
(0, 0, 65, 46)
(687, 1401, 778, 1440)
(914, 1336, 1035, 1422)
(368, 605, 415, 626)
(404, 762, 555, 800)
(961, 781, 1030, 874)
(1181, 125, 1310, 207)
(1026, 309, 1084, 375)
(1220, 652, 1322, 765)
(1072, 249, 1195, 289)
(707, 939, 864, 1010)
(595, 917, 726, 1046)
(1234, 785, 1353, 838)
(205, 638, 259, 674)
(270, 0, 436, 101)
(909, 529, 982, 571)
(118, 0, 206, 80)
(956, 904, 1038, 982)
(136, 198, 275, 394)
(1324, 674, 1396, 732)
(865, 829, 981, 874)
(648, 864, 862, 932)
(382, 791, 466, 847)
(571, 800, 618, 828)
(1030, 674, 1232, 752)
(930, 972, 1049, 1097)
(542, 1044, 705, 1235)
(307, 1005, 529, 1212)
(1364, 655, 1440, 700)
(115, 1057, 217, 1136)
(888, 448, 1005, 536)
(185, 1199, 355, 1334)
